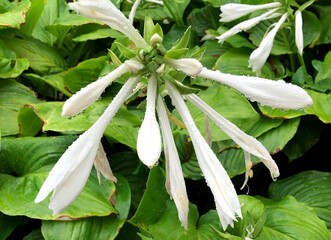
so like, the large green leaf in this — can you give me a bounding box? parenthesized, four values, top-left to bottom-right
(163, 0, 189, 25)
(269, 171, 331, 230)
(41, 174, 131, 240)
(0, 136, 118, 219)
(302, 10, 320, 47)
(0, 79, 41, 136)
(185, 83, 260, 142)
(305, 90, 331, 123)
(315, 51, 331, 83)
(3, 36, 67, 75)
(0, 0, 30, 29)
(18, 100, 141, 149)
(316, 7, 331, 45)
(189, 6, 220, 37)
(0, 213, 28, 240)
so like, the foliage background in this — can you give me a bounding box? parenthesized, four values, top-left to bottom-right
(0, 0, 330, 239)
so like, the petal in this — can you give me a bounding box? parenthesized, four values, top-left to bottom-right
(248, 13, 288, 72)
(164, 58, 203, 76)
(198, 68, 313, 109)
(295, 11, 304, 56)
(69, 0, 147, 48)
(157, 95, 189, 229)
(62, 63, 129, 117)
(184, 94, 279, 179)
(166, 81, 242, 229)
(129, 0, 141, 24)
(137, 76, 162, 168)
(94, 142, 117, 184)
(220, 2, 281, 22)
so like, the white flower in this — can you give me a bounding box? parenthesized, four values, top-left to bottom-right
(164, 58, 203, 76)
(35, 76, 141, 215)
(217, 8, 280, 44)
(184, 94, 279, 180)
(198, 67, 313, 109)
(248, 13, 288, 72)
(156, 95, 189, 229)
(295, 11, 304, 56)
(62, 60, 144, 117)
(166, 81, 242, 230)
(220, 2, 281, 22)
(68, 0, 147, 48)
(137, 76, 162, 168)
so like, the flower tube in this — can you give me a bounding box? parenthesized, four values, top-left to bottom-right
(137, 76, 162, 168)
(166, 81, 242, 230)
(248, 13, 288, 72)
(164, 58, 203, 76)
(295, 11, 304, 56)
(156, 95, 189, 229)
(184, 94, 279, 180)
(220, 2, 281, 22)
(35, 75, 141, 215)
(69, 0, 147, 48)
(198, 67, 312, 109)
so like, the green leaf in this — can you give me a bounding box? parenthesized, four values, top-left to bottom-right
(150, 23, 164, 39)
(259, 106, 306, 119)
(214, 26, 255, 49)
(114, 42, 137, 59)
(41, 174, 131, 240)
(0, 57, 29, 78)
(164, 48, 189, 59)
(315, 51, 331, 83)
(305, 90, 331, 123)
(0, 0, 30, 29)
(171, 26, 191, 50)
(0, 79, 41, 136)
(302, 10, 320, 47)
(23, 229, 44, 240)
(143, 11, 155, 44)
(3, 36, 67, 75)
(17, 105, 44, 136)
(163, 0, 189, 25)
(257, 196, 330, 240)
(283, 117, 322, 161)
(189, 6, 220, 37)
(0, 136, 117, 219)
(269, 171, 331, 230)
(214, 48, 285, 79)
(20, 0, 46, 36)
(72, 27, 123, 42)
(0, 213, 28, 240)
(317, 8, 331, 44)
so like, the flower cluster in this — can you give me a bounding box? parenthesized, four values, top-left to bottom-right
(218, 1, 305, 73)
(35, 0, 313, 230)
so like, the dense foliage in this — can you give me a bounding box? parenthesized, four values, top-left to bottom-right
(0, 0, 330, 239)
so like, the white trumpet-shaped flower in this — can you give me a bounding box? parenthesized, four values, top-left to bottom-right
(137, 76, 162, 168)
(184, 94, 279, 179)
(166, 81, 242, 230)
(35, 76, 141, 215)
(248, 13, 288, 72)
(164, 58, 203, 76)
(217, 8, 280, 44)
(68, 0, 147, 48)
(62, 60, 144, 117)
(295, 11, 304, 56)
(198, 67, 312, 109)
(220, 2, 281, 22)
(157, 95, 189, 229)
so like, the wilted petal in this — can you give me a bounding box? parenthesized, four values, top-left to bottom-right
(295, 11, 304, 56)
(184, 94, 279, 179)
(35, 76, 141, 213)
(69, 0, 147, 48)
(157, 95, 189, 229)
(248, 13, 288, 72)
(198, 68, 313, 109)
(166, 81, 242, 230)
(137, 76, 162, 168)
(220, 2, 281, 22)
(240, 151, 253, 190)
(164, 58, 203, 76)
(62, 63, 130, 117)
(217, 8, 280, 44)
(94, 142, 117, 184)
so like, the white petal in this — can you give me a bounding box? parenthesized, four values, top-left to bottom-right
(166, 81, 242, 230)
(220, 2, 281, 22)
(164, 58, 203, 76)
(295, 11, 304, 56)
(94, 142, 117, 184)
(157, 95, 189, 229)
(35, 76, 141, 209)
(137, 76, 162, 168)
(248, 13, 288, 72)
(62, 63, 129, 117)
(240, 151, 252, 190)
(129, 0, 141, 24)
(184, 94, 279, 179)
(198, 68, 313, 109)
(217, 8, 280, 44)
(69, 0, 147, 48)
